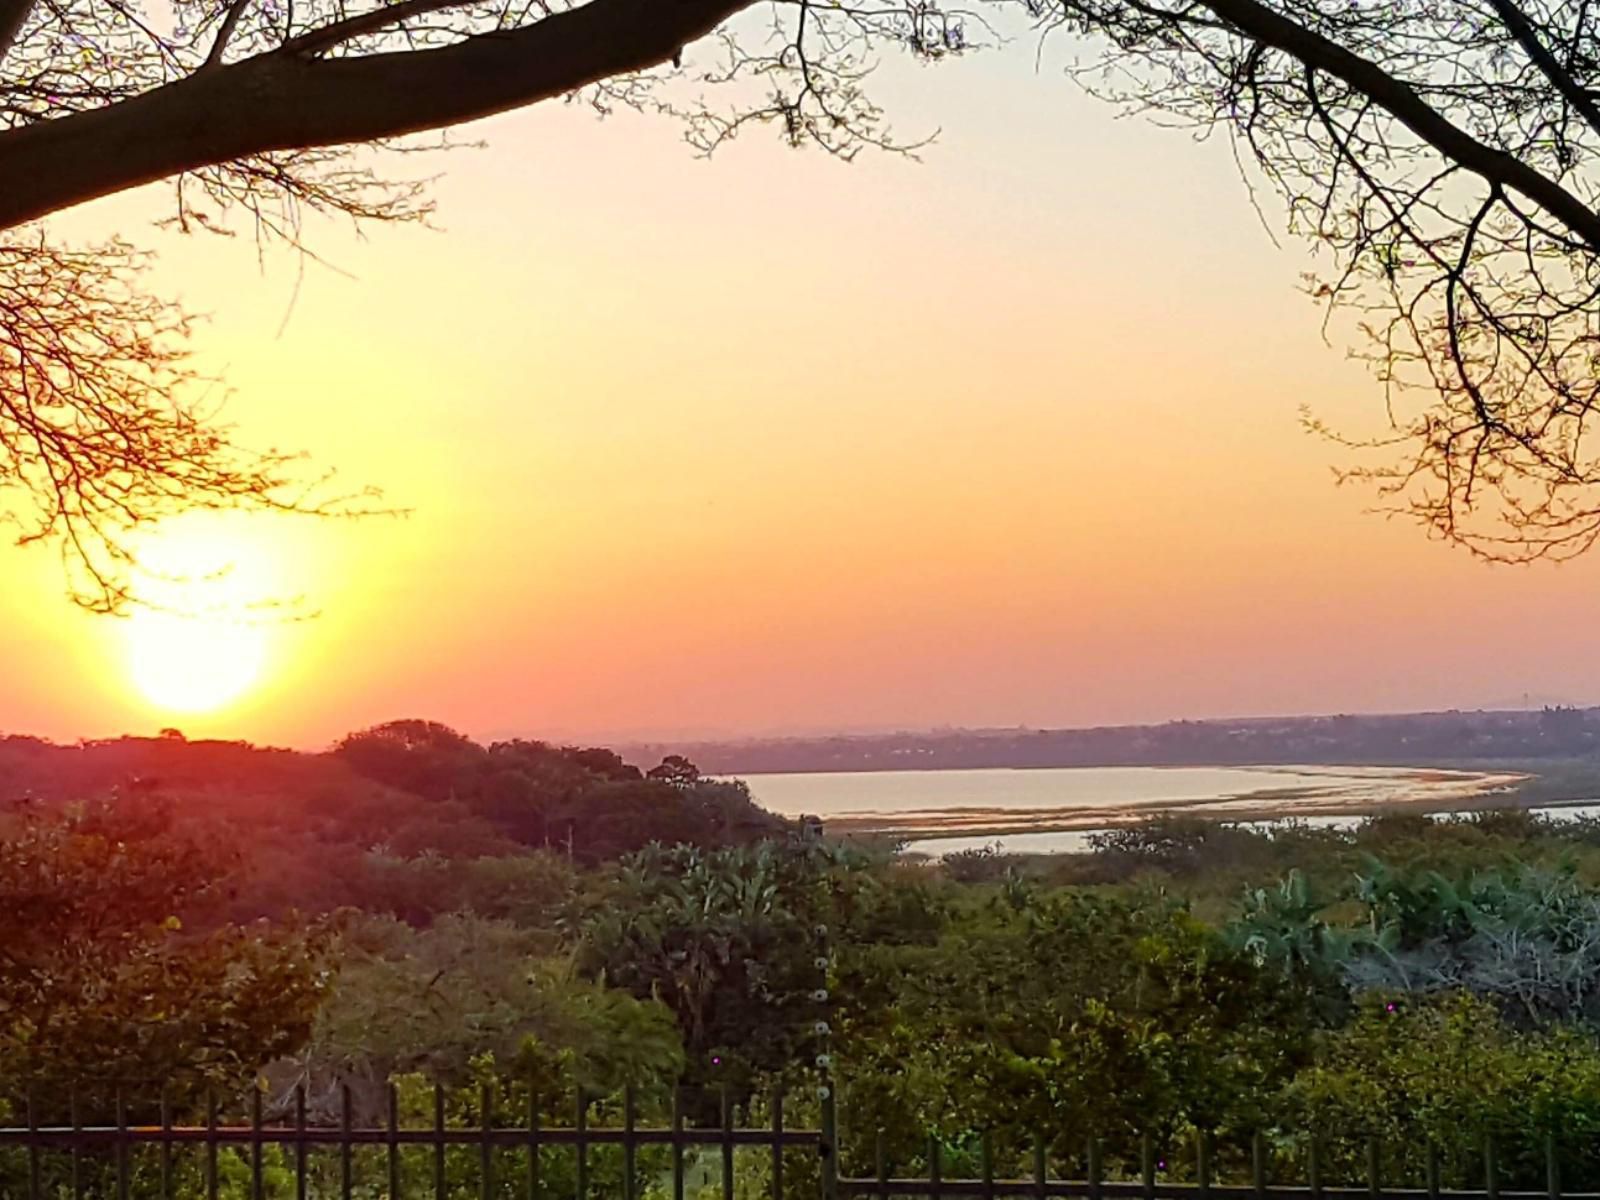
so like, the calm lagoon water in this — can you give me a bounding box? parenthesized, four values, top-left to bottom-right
(742, 764, 1543, 857)
(748, 765, 1341, 817)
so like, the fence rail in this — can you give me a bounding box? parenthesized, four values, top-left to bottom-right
(0, 1128, 823, 1148)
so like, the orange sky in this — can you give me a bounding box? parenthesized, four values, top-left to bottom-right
(6, 37, 1600, 748)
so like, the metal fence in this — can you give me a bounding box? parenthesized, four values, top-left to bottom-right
(0, 1084, 827, 1200)
(3, 1088, 1596, 1200)
(838, 1131, 1588, 1200)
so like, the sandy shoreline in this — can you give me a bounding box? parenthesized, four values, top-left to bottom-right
(822, 765, 1531, 840)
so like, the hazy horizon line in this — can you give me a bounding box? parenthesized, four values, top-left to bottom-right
(475, 693, 1599, 748)
(9, 692, 1591, 754)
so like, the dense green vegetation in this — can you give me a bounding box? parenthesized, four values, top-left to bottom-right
(15, 727, 1600, 1194)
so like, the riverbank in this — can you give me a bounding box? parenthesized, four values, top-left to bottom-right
(749, 763, 1532, 843)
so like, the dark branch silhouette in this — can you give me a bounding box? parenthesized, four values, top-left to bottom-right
(0, 0, 958, 607)
(0, 0, 755, 229)
(1052, 0, 1600, 557)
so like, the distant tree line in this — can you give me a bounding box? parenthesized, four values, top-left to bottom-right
(626, 707, 1600, 775)
(331, 719, 784, 860)
(0, 720, 789, 926)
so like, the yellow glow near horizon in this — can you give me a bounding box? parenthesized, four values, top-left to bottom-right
(127, 609, 268, 714)
(117, 517, 284, 718)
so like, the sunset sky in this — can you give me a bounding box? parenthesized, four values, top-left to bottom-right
(7, 33, 1600, 749)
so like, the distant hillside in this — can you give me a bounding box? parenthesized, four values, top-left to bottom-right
(617, 706, 1600, 775)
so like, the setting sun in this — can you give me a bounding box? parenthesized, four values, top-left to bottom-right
(125, 609, 267, 715)
(115, 516, 287, 717)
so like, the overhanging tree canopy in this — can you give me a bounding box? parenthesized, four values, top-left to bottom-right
(1, 0, 1598, 608)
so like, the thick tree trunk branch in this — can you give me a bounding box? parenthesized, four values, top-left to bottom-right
(0, 0, 751, 230)
(1199, 0, 1600, 251)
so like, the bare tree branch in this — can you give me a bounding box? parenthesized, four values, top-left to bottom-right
(203, 0, 257, 71)
(0, 0, 751, 229)
(1197, 0, 1600, 251)
(1482, 0, 1600, 142)
(0, 234, 380, 612)
(280, 0, 479, 58)
(0, 0, 953, 606)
